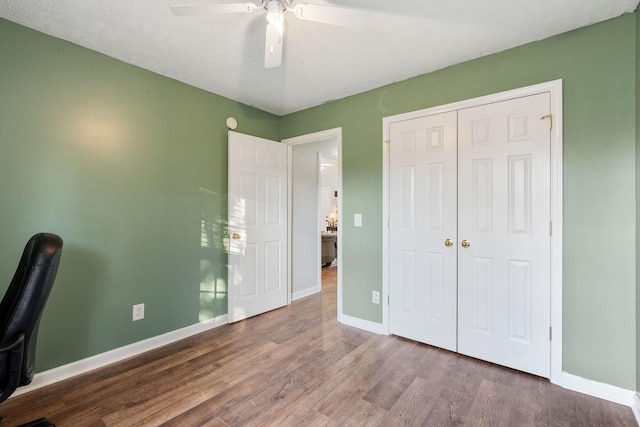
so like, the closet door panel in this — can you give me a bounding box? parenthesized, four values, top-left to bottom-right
(457, 93, 551, 378)
(389, 111, 458, 351)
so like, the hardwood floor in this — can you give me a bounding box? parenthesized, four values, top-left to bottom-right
(1, 266, 636, 426)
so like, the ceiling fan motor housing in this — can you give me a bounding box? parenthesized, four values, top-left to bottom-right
(264, 0, 291, 11)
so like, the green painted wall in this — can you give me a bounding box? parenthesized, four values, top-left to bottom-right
(282, 14, 637, 390)
(0, 18, 279, 370)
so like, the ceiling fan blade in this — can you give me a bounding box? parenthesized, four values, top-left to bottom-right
(170, 2, 260, 16)
(264, 22, 283, 68)
(290, 3, 368, 29)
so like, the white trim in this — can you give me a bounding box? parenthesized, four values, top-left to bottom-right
(381, 133, 390, 335)
(338, 313, 384, 335)
(286, 143, 293, 305)
(632, 393, 640, 426)
(282, 128, 343, 319)
(548, 81, 563, 385)
(11, 315, 228, 398)
(282, 128, 343, 146)
(561, 372, 637, 408)
(382, 80, 563, 384)
(292, 285, 321, 301)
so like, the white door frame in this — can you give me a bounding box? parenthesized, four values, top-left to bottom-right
(283, 128, 343, 314)
(382, 80, 563, 384)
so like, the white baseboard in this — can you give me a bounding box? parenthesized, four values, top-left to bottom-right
(12, 314, 229, 398)
(292, 285, 321, 301)
(562, 372, 636, 408)
(338, 313, 384, 334)
(632, 393, 640, 426)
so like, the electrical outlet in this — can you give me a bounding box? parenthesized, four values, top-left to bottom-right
(372, 291, 380, 304)
(132, 303, 144, 321)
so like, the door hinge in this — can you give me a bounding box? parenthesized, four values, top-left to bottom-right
(385, 140, 390, 152)
(549, 221, 553, 236)
(549, 326, 552, 341)
(388, 217, 390, 228)
(388, 294, 390, 305)
(540, 114, 553, 130)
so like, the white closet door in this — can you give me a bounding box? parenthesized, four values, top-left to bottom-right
(389, 111, 458, 351)
(457, 93, 551, 377)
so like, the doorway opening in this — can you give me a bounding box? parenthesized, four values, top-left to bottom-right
(320, 153, 338, 268)
(283, 128, 342, 314)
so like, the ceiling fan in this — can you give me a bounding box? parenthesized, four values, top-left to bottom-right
(170, 0, 365, 68)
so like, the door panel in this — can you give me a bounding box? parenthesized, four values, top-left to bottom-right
(389, 111, 458, 351)
(457, 93, 551, 377)
(228, 131, 288, 323)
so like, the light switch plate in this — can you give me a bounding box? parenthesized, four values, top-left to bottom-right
(354, 214, 362, 227)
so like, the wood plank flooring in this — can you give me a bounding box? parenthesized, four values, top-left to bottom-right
(1, 266, 636, 426)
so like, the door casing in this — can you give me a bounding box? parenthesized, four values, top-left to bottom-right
(382, 80, 563, 384)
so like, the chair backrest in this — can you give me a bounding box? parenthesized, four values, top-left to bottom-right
(0, 233, 63, 386)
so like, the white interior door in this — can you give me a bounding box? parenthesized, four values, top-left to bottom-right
(228, 131, 288, 323)
(457, 94, 551, 377)
(388, 111, 458, 351)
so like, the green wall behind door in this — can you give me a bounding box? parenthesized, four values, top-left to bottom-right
(282, 13, 637, 390)
(0, 17, 279, 370)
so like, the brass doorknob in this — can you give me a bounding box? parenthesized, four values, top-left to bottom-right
(444, 239, 454, 247)
(231, 233, 241, 240)
(461, 240, 470, 248)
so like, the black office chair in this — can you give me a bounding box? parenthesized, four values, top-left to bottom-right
(0, 233, 63, 427)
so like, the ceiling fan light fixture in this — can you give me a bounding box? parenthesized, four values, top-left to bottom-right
(266, 0, 284, 33)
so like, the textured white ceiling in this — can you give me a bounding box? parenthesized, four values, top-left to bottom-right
(1, 0, 638, 115)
